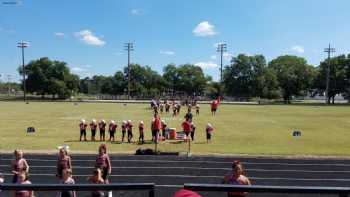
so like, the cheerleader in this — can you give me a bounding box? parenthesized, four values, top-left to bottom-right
(11, 150, 29, 183)
(99, 119, 106, 141)
(56, 146, 72, 180)
(90, 119, 98, 141)
(79, 119, 88, 141)
(108, 120, 117, 142)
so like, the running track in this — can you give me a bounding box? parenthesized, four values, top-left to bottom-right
(1, 154, 350, 197)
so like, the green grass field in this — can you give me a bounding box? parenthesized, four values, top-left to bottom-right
(1, 101, 350, 156)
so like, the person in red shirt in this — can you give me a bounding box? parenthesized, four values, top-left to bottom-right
(79, 119, 88, 141)
(127, 120, 133, 143)
(99, 119, 106, 141)
(206, 123, 214, 143)
(90, 119, 98, 141)
(152, 113, 161, 143)
(181, 118, 192, 141)
(138, 121, 145, 144)
(211, 99, 219, 116)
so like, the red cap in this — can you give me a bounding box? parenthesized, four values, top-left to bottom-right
(173, 189, 202, 197)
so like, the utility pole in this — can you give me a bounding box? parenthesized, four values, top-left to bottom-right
(17, 41, 29, 103)
(217, 43, 227, 83)
(7, 75, 11, 96)
(324, 44, 335, 104)
(124, 42, 134, 100)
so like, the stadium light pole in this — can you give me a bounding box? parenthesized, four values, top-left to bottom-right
(124, 42, 134, 100)
(7, 74, 12, 96)
(17, 41, 29, 103)
(324, 44, 335, 104)
(217, 43, 227, 83)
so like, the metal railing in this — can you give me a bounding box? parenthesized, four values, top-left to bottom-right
(0, 183, 155, 197)
(184, 184, 350, 197)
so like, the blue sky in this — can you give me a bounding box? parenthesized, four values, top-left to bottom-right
(1, 0, 350, 82)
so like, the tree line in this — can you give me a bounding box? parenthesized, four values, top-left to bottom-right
(17, 54, 350, 103)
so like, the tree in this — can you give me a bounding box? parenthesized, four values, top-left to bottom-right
(18, 57, 79, 99)
(268, 55, 316, 103)
(314, 54, 350, 104)
(163, 64, 210, 97)
(223, 54, 279, 100)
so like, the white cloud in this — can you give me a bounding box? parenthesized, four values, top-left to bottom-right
(193, 21, 217, 37)
(195, 62, 218, 69)
(291, 45, 305, 54)
(71, 67, 86, 72)
(160, 50, 175, 55)
(74, 30, 106, 46)
(223, 52, 233, 61)
(131, 9, 143, 15)
(210, 55, 217, 60)
(54, 32, 65, 38)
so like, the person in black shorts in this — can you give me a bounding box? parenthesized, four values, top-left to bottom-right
(79, 119, 87, 141)
(98, 119, 106, 141)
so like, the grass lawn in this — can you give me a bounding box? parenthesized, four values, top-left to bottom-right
(1, 101, 350, 156)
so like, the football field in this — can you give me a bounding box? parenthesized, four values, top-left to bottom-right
(1, 101, 350, 156)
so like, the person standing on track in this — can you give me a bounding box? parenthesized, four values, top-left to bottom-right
(15, 171, 33, 197)
(90, 119, 98, 141)
(56, 146, 72, 180)
(223, 160, 251, 197)
(184, 108, 193, 123)
(11, 150, 29, 183)
(87, 168, 105, 197)
(95, 144, 112, 184)
(79, 119, 88, 141)
(58, 169, 76, 197)
(127, 120, 133, 143)
(99, 119, 106, 141)
(108, 120, 117, 142)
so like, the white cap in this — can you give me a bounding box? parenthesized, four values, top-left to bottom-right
(122, 120, 127, 124)
(58, 145, 70, 153)
(161, 120, 165, 123)
(92, 119, 96, 123)
(127, 120, 131, 123)
(101, 119, 106, 123)
(207, 123, 212, 128)
(81, 119, 85, 123)
(140, 121, 144, 125)
(111, 120, 115, 124)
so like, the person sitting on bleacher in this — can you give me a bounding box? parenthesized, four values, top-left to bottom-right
(15, 171, 33, 197)
(223, 160, 251, 197)
(58, 169, 76, 197)
(87, 168, 105, 197)
(11, 150, 29, 183)
(56, 146, 72, 180)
